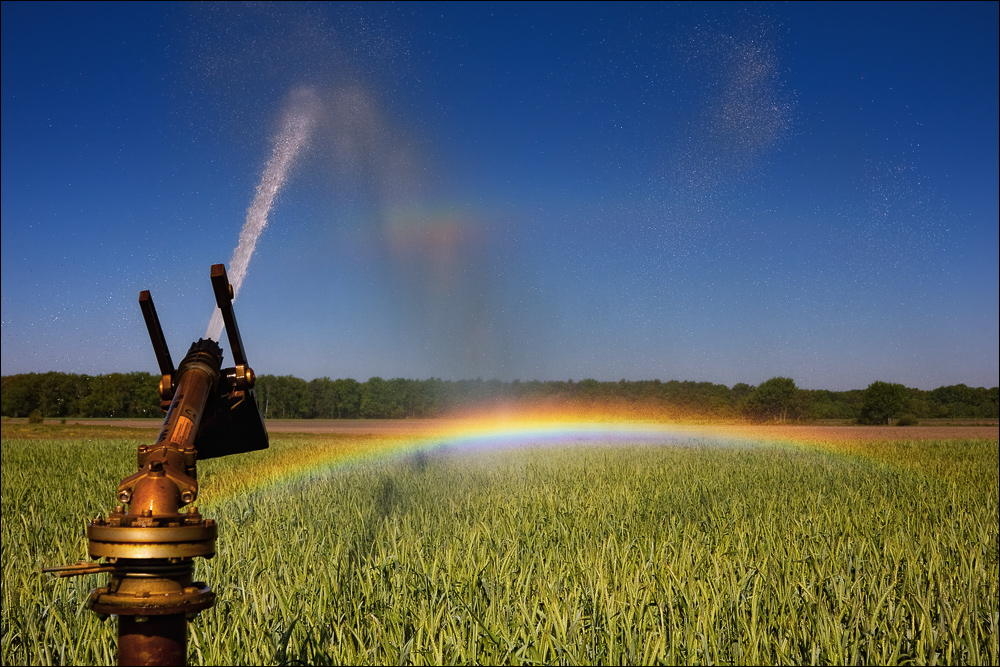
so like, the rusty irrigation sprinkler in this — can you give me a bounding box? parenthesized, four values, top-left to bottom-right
(44, 264, 268, 666)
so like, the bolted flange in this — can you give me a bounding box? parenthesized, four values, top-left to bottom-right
(87, 512, 216, 561)
(86, 510, 217, 618)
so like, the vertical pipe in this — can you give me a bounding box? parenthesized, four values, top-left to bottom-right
(118, 616, 187, 667)
(106, 340, 223, 666)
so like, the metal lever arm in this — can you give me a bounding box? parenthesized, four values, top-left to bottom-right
(42, 561, 115, 578)
(139, 290, 175, 378)
(210, 264, 248, 368)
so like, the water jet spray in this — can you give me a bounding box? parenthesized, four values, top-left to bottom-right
(206, 86, 319, 341)
(45, 264, 268, 666)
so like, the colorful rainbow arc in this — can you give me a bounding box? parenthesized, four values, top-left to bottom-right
(197, 414, 920, 507)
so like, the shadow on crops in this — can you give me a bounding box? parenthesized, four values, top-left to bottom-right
(341, 451, 430, 581)
(272, 618, 335, 667)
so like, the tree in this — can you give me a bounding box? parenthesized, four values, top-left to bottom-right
(309, 377, 338, 418)
(743, 377, 802, 422)
(257, 375, 310, 419)
(360, 377, 392, 419)
(858, 381, 907, 425)
(1, 374, 37, 417)
(334, 378, 362, 418)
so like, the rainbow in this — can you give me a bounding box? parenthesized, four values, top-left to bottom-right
(196, 410, 945, 507)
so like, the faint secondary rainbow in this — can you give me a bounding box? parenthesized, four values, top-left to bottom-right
(196, 410, 930, 508)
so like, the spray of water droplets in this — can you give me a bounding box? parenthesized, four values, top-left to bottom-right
(206, 87, 320, 341)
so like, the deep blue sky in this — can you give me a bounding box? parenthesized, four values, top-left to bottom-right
(2, 2, 997, 391)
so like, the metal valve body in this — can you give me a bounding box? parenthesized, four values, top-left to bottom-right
(87, 339, 224, 665)
(45, 265, 269, 667)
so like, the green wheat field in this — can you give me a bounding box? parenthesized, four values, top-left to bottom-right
(2, 426, 997, 665)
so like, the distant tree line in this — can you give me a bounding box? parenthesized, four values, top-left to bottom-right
(1, 372, 160, 419)
(3, 372, 997, 423)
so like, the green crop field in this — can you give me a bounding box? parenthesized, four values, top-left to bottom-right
(2, 427, 998, 665)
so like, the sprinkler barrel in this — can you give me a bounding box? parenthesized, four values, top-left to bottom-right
(44, 264, 268, 666)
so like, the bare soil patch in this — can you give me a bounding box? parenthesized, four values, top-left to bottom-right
(10, 418, 995, 441)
